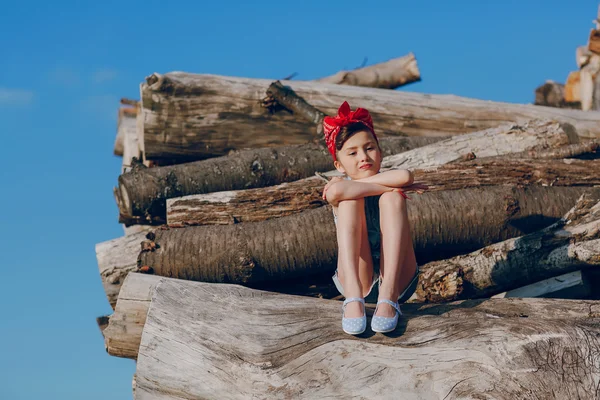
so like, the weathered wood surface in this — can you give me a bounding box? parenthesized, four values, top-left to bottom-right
(103, 273, 164, 359)
(167, 158, 600, 226)
(113, 107, 137, 156)
(564, 71, 582, 103)
(314, 52, 420, 89)
(500, 139, 599, 160)
(138, 72, 600, 163)
(135, 279, 600, 399)
(492, 270, 590, 299)
(120, 107, 140, 173)
(411, 195, 600, 303)
(117, 136, 442, 225)
(96, 231, 147, 308)
(136, 186, 600, 287)
(589, 28, 600, 55)
(123, 224, 155, 236)
(580, 54, 600, 111)
(377, 119, 575, 171)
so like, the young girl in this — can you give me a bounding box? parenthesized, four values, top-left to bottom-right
(322, 101, 424, 335)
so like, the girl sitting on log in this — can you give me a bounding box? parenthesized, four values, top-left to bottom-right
(322, 101, 425, 335)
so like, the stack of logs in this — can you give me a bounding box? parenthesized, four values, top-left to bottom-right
(98, 54, 600, 399)
(535, 5, 600, 111)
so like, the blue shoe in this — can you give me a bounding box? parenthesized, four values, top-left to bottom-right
(371, 299, 401, 333)
(342, 297, 367, 335)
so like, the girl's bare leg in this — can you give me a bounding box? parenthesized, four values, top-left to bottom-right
(377, 191, 417, 317)
(336, 198, 375, 318)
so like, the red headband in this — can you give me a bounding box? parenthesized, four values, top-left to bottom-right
(322, 101, 377, 161)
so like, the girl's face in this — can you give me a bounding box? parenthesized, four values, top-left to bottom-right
(333, 130, 382, 179)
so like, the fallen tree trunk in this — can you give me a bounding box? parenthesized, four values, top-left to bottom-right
(412, 194, 600, 303)
(167, 158, 600, 226)
(138, 72, 600, 163)
(314, 52, 420, 89)
(135, 279, 600, 399)
(137, 186, 600, 287)
(117, 136, 442, 225)
(378, 120, 575, 171)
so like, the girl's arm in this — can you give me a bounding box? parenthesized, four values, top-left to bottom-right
(355, 169, 414, 188)
(325, 181, 394, 206)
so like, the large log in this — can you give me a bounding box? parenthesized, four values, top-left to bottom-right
(135, 279, 600, 399)
(138, 72, 600, 163)
(167, 158, 600, 226)
(119, 120, 572, 224)
(314, 52, 420, 89)
(137, 186, 600, 287)
(103, 273, 163, 359)
(411, 194, 600, 303)
(96, 230, 148, 308)
(378, 119, 575, 171)
(100, 237, 600, 362)
(117, 136, 442, 225)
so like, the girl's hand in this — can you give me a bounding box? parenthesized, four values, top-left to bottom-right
(322, 176, 344, 200)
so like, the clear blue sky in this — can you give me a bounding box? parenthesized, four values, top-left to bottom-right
(0, 1, 596, 398)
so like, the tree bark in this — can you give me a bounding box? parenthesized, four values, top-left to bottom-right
(138, 72, 600, 163)
(411, 194, 600, 303)
(135, 278, 600, 399)
(534, 80, 568, 108)
(136, 186, 600, 287)
(314, 52, 420, 89)
(117, 136, 442, 225)
(167, 158, 600, 226)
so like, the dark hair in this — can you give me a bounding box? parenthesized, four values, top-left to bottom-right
(335, 121, 378, 153)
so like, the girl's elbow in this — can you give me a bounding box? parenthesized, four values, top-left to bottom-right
(401, 170, 414, 186)
(407, 170, 415, 185)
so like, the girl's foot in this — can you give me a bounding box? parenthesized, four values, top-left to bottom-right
(342, 298, 367, 335)
(371, 299, 401, 333)
(376, 263, 419, 317)
(373, 301, 397, 318)
(343, 300, 365, 318)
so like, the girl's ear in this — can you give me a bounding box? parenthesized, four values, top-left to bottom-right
(333, 160, 346, 174)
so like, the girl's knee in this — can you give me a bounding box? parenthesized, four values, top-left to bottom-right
(338, 198, 364, 211)
(379, 191, 406, 208)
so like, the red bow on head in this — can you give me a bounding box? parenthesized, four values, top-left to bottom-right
(322, 101, 376, 161)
